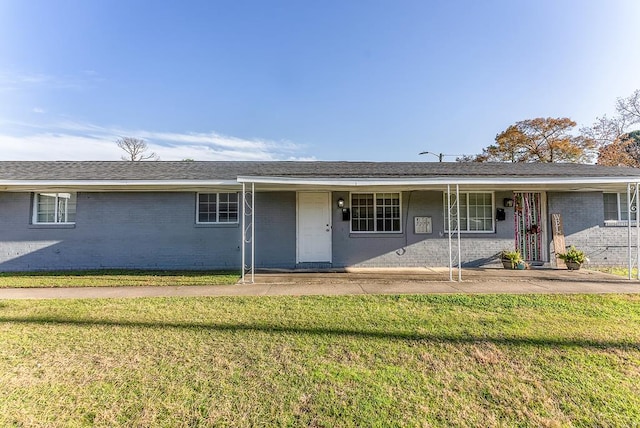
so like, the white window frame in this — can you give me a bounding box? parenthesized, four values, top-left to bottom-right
(443, 191, 495, 233)
(604, 192, 637, 226)
(32, 192, 77, 225)
(196, 192, 239, 224)
(350, 192, 402, 234)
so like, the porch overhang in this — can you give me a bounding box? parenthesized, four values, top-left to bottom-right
(236, 175, 640, 192)
(237, 175, 640, 282)
(2, 175, 638, 193)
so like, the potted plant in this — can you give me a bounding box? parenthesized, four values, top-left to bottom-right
(501, 250, 525, 270)
(557, 246, 587, 270)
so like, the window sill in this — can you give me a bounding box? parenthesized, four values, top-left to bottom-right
(349, 232, 403, 238)
(604, 220, 638, 227)
(29, 223, 76, 229)
(195, 223, 239, 228)
(445, 230, 495, 234)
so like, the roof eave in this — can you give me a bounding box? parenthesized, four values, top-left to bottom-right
(0, 179, 240, 192)
(236, 175, 640, 186)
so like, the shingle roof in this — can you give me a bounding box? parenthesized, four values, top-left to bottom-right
(0, 161, 638, 181)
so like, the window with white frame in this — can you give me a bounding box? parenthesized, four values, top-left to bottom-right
(33, 192, 77, 224)
(603, 193, 637, 222)
(351, 192, 401, 232)
(444, 192, 494, 232)
(197, 193, 239, 223)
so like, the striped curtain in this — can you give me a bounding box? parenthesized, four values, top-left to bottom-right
(514, 192, 542, 261)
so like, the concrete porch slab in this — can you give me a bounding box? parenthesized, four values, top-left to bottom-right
(0, 268, 638, 299)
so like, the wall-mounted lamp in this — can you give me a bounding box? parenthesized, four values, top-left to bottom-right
(503, 198, 514, 207)
(337, 197, 350, 221)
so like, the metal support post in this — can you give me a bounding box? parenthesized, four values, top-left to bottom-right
(628, 183, 640, 280)
(456, 184, 462, 282)
(241, 182, 255, 283)
(241, 183, 245, 284)
(447, 185, 453, 281)
(251, 182, 255, 283)
(446, 184, 462, 282)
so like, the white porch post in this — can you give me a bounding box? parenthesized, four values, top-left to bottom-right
(447, 185, 453, 281)
(456, 184, 462, 282)
(446, 184, 462, 282)
(241, 182, 255, 284)
(627, 182, 640, 280)
(251, 182, 255, 283)
(241, 182, 245, 284)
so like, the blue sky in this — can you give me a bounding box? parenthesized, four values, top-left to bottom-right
(1, 0, 639, 161)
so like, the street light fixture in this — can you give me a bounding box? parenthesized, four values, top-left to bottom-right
(419, 151, 445, 162)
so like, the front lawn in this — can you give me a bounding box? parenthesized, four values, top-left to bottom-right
(1, 294, 639, 427)
(0, 270, 239, 288)
(593, 266, 639, 278)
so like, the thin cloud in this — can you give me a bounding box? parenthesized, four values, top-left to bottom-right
(0, 71, 53, 91)
(134, 130, 301, 152)
(0, 119, 311, 161)
(0, 133, 118, 161)
(0, 70, 104, 92)
(0, 71, 52, 87)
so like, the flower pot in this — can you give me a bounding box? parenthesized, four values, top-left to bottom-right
(566, 261, 582, 270)
(502, 260, 526, 269)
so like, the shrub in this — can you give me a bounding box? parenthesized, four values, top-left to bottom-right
(557, 246, 587, 264)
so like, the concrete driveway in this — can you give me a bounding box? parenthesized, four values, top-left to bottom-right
(0, 267, 638, 299)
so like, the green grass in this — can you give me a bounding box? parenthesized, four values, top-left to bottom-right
(1, 294, 639, 427)
(0, 270, 240, 288)
(593, 266, 639, 278)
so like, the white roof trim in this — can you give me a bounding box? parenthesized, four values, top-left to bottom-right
(2, 176, 640, 190)
(0, 179, 239, 187)
(236, 175, 640, 186)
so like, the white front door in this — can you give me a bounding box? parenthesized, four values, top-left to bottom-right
(297, 192, 332, 263)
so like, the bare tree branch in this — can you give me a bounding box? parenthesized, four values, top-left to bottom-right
(116, 137, 159, 161)
(581, 89, 640, 166)
(580, 115, 628, 147)
(616, 89, 640, 126)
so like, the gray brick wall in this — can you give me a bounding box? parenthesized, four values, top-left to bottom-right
(331, 190, 514, 268)
(0, 192, 242, 271)
(547, 192, 636, 266)
(1, 189, 634, 271)
(255, 192, 296, 268)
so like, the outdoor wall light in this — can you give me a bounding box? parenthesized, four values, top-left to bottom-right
(337, 198, 345, 208)
(504, 198, 514, 207)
